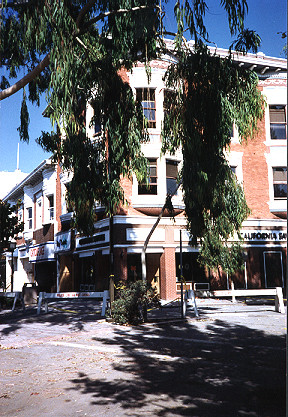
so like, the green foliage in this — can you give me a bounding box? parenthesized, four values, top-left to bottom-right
(17, 88, 30, 142)
(111, 280, 160, 325)
(0, 200, 23, 253)
(1, 0, 265, 259)
(162, 44, 264, 273)
(198, 172, 250, 274)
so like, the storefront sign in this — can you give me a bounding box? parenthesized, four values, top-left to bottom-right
(29, 242, 55, 262)
(76, 231, 108, 250)
(240, 230, 287, 242)
(55, 231, 71, 253)
(127, 228, 165, 242)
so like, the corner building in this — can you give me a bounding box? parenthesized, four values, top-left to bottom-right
(5, 43, 286, 300)
(57, 44, 286, 300)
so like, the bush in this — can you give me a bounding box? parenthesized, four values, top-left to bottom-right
(111, 280, 160, 325)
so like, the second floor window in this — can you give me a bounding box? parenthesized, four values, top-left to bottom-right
(48, 195, 54, 221)
(36, 196, 42, 229)
(269, 105, 287, 140)
(136, 88, 156, 128)
(138, 158, 157, 195)
(166, 160, 179, 195)
(273, 167, 287, 199)
(27, 207, 32, 229)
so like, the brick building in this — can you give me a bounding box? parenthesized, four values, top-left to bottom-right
(3, 44, 287, 300)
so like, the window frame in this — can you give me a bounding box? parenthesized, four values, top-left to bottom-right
(272, 167, 287, 199)
(138, 158, 158, 195)
(269, 105, 287, 140)
(47, 194, 54, 221)
(136, 88, 156, 129)
(166, 159, 179, 195)
(27, 207, 33, 230)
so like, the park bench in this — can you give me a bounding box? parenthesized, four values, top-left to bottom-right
(37, 290, 110, 316)
(0, 291, 25, 312)
(211, 287, 285, 314)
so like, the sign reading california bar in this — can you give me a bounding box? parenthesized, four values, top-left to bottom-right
(29, 242, 55, 262)
(240, 230, 287, 242)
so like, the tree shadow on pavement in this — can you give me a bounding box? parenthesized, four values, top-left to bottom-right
(68, 318, 286, 417)
(0, 300, 105, 336)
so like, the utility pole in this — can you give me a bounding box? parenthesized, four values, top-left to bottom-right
(180, 229, 184, 319)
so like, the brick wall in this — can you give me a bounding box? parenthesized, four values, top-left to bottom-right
(230, 90, 278, 220)
(33, 223, 54, 244)
(160, 247, 177, 300)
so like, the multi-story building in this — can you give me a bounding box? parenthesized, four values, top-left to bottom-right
(4, 44, 287, 300)
(3, 158, 61, 292)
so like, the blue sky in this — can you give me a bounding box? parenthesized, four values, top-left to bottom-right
(0, 0, 286, 173)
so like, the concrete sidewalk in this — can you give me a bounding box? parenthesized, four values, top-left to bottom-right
(0, 299, 286, 416)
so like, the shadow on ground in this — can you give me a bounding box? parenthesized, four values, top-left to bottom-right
(68, 317, 286, 417)
(0, 300, 105, 335)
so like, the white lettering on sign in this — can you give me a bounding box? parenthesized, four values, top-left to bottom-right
(240, 230, 287, 241)
(29, 242, 55, 262)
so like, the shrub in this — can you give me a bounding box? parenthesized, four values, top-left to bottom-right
(111, 280, 160, 325)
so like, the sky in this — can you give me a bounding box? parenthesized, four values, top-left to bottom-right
(0, 0, 286, 174)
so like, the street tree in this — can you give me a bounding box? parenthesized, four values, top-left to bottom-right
(0, 1, 264, 275)
(0, 200, 23, 253)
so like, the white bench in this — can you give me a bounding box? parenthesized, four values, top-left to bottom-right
(0, 292, 25, 312)
(211, 287, 285, 314)
(37, 290, 110, 316)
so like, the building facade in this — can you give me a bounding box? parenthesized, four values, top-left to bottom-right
(3, 159, 61, 293)
(4, 46, 287, 300)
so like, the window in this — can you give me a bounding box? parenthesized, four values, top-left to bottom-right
(230, 166, 236, 175)
(47, 195, 54, 221)
(166, 160, 179, 195)
(36, 195, 42, 229)
(136, 88, 156, 128)
(27, 207, 32, 229)
(18, 205, 23, 223)
(138, 159, 157, 195)
(269, 105, 287, 139)
(273, 167, 287, 199)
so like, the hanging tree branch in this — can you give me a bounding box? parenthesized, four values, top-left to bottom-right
(74, 5, 160, 37)
(0, 4, 158, 102)
(0, 53, 50, 101)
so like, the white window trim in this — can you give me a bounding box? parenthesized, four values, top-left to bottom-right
(265, 152, 287, 213)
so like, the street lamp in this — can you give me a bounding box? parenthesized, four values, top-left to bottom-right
(8, 241, 17, 293)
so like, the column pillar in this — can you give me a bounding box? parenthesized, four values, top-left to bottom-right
(160, 247, 177, 300)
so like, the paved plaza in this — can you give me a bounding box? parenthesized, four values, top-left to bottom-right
(0, 298, 286, 417)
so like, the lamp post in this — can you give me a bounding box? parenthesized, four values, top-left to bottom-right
(8, 241, 16, 293)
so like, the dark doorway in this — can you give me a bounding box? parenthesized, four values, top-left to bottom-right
(264, 251, 284, 288)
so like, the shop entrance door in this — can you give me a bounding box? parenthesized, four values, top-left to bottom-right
(263, 251, 284, 288)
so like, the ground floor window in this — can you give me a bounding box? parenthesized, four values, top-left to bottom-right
(263, 251, 284, 288)
(175, 252, 208, 283)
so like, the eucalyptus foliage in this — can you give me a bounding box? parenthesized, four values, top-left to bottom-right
(0, 200, 23, 252)
(162, 44, 264, 272)
(1, 1, 265, 271)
